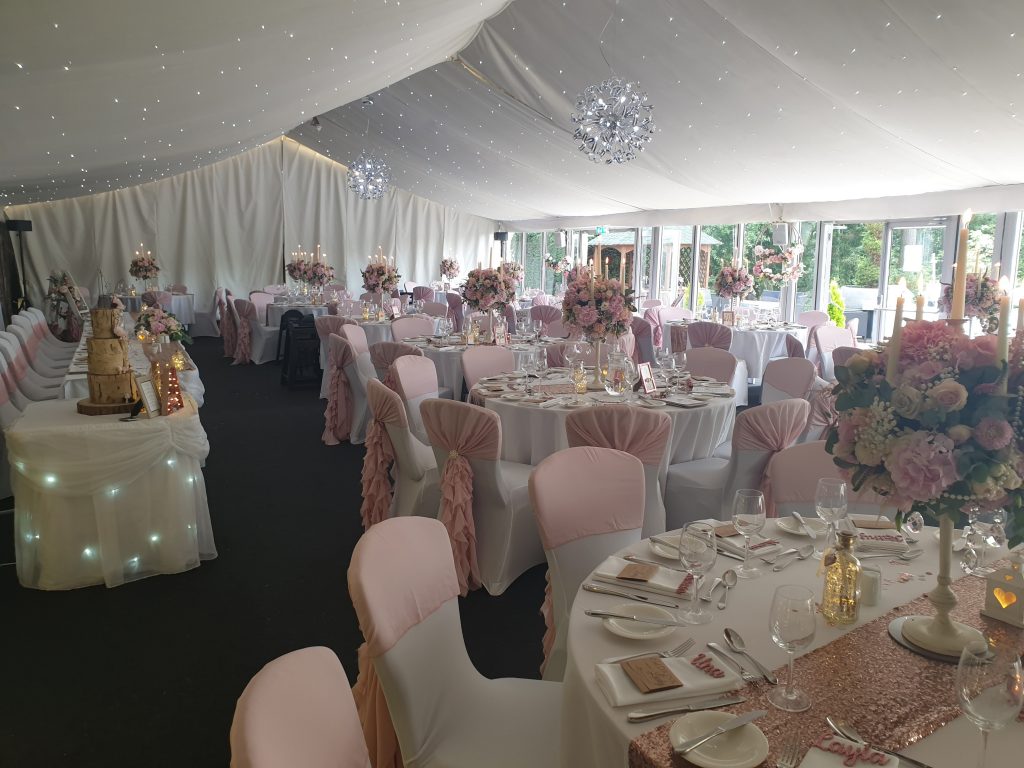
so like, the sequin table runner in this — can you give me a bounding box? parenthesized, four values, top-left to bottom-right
(628, 572, 1022, 768)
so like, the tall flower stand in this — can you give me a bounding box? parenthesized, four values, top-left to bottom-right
(589, 338, 604, 390)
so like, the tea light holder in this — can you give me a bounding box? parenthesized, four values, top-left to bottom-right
(980, 553, 1024, 628)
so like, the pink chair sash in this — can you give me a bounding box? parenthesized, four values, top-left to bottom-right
(832, 345, 859, 369)
(503, 304, 518, 335)
(412, 286, 434, 302)
(314, 314, 348, 342)
(530, 304, 561, 332)
(233, 299, 255, 364)
(142, 290, 172, 308)
(734, 399, 811, 515)
(422, 301, 448, 318)
(445, 294, 465, 332)
(643, 307, 663, 347)
(420, 400, 502, 596)
(629, 317, 652, 364)
(687, 321, 732, 349)
(348, 518, 460, 768)
(219, 292, 237, 357)
(361, 380, 403, 530)
(806, 387, 838, 440)
(669, 324, 688, 354)
(785, 334, 805, 358)
(685, 346, 737, 383)
(339, 324, 370, 356)
(565, 405, 671, 467)
(540, 571, 555, 675)
(370, 342, 422, 389)
(322, 334, 356, 445)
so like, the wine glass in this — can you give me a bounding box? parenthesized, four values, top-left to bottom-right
(962, 509, 1007, 577)
(677, 522, 717, 625)
(766, 584, 817, 713)
(521, 350, 538, 395)
(814, 478, 848, 560)
(564, 340, 583, 369)
(956, 639, 1024, 768)
(732, 489, 766, 579)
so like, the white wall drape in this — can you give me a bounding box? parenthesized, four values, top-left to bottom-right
(5, 138, 495, 309)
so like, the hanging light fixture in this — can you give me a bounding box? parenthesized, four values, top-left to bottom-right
(347, 150, 392, 201)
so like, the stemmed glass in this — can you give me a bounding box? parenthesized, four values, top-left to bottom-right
(521, 350, 538, 395)
(677, 522, 717, 625)
(766, 584, 817, 712)
(956, 640, 1024, 768)
(814, 478, 848, 560)
(962, 507, 1006, 577)
(564, 340, 583, 369)
(732, 489, 766, 579)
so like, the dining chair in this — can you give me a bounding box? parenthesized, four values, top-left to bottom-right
(348, 517, 561, 768)
(687, 321, 732, 350)
(446, 293, 466, 332)
(365, 379, 439, 522)
(684, 346, 738, 384)
(768, 440, 890, 519)
(234, 299, 279, 365)
(797, 309, 829, 330)
(461, 346, 515, 392)
(642, 306, 664, 347)
(421, 300, 449, 318)
(639, 298, 662, 309)
(420, 399, 541, 596)
(530, 446, 644, 681)
(229, 646, 370, 768)
(761, 357, 816, 404)
(248, 291, 274, 325)
(664, 398, 810, 526)
(22, 308, 78, 353)
(391, 315, 434, 342)
(4, 324, 67, 379)
(369, 341, 422, 385)
(141, 290, 172, 309)
(846, 317, 860, 340)
(530, 304, 561, 332)
(11, 314, 73, 365)
(812, 325, 856, 381)
(190, 288, 222, 338)
(565, 405, 670, 538)
(0, 336, 44, 408)
(668, 324, 688, 356)
(630, 316, 655, 364)
(338, 323, 370, 356)
(322, 334, 357, 445)
(392, 354, 445, 445)
(800, 386, 837, 443)
(616, 331, 636, 361)
(412, 286, 434, 303)
(831, 345, 860, 371)
(784, 333, 805, 358)
(220, 290, 238, 358)
(503, 304, 518, 335)
(656, 306, 693, 349)
(314, 315, 355, 369)
(544, 319, 571, 339)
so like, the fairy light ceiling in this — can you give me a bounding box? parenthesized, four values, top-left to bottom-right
(0, 0, 507, 205)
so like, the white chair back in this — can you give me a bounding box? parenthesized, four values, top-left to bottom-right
(761, 357, 816, 403)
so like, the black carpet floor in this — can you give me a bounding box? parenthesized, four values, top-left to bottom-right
(0, 337, 546, 767)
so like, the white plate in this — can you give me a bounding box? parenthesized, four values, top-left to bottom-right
(776, 517, 827, 537)
(649, 534, 680, 560)
(501, 393, 527, 401)
(561, 399, 592, 409)
(602, 602, 676, 640)
(637, 398, 669, 409)
(669, 711, 769, 768)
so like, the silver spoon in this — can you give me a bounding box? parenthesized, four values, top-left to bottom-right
(717, 569, 737, 610)
(700, 576, 723, 602)
(825, 717, 935, 768)
(771, 543, 815, 572)
(723, 627, 779, 685)
(858, 549, 923, 561)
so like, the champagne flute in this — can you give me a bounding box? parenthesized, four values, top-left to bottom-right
(732, 489, 766, 579)
(677, 522, 717, 625)
(766, 584, 817, 712)
(956, 640, 1024, 768)
(814, 478, 848, 560)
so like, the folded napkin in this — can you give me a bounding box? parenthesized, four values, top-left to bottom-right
(854, 530, 908, 553)
(595, 651, 743, 707)
(593, 556, 693, 598)
(715, 534, 781, 559)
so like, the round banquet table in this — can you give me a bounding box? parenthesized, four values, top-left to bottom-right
(353, 316, 445, 347)
(481, 390, 734, 466)
(119, 293, 195, 324)
(414, 341, 550, 398)
(665, 323, 807, 380)
(561, 527, 1019, 768)
(266, 303, 328, 328)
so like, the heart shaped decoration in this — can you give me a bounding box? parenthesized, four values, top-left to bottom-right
(994, 587, 1018, 609)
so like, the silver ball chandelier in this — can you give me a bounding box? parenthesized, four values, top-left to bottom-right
(570, 77, 654, 165)
(347, 150, 392, 201)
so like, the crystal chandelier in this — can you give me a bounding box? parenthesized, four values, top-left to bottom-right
(347, 150, 392, 201)
(570, 77, 654, 165)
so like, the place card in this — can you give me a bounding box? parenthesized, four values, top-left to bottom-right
(617, 563, 658, 582)
(714, 523, 739, 538)
(852, 518, 895, 530)
(536, 383, 574, 395)
(620, 657, 683, 694)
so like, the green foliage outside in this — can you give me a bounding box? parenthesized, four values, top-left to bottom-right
(828, 280, 846, 326)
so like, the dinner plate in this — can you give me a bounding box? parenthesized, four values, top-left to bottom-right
(561, 399, 592, 409)
(637, 398, 669, 409)
(775, 516, 827, 537)
(501, 393, 527, 401)
(649, 534, 680, 560)
(602, 602, 676, 640)
(669, 711, 769, 768)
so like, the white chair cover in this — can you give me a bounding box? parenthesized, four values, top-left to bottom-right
(769, 440, 890, 518)
(761, 357, 817, 404)
(392, 355, 443, 446)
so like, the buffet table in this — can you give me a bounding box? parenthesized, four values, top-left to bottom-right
(120, 293, 196, 324)
(561, 527, 1019, 768)
(9, 399, 216, 590)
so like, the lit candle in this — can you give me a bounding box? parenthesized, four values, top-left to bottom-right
(951, 210, 972, 322)
(604, 256, 609, 279)
(886, 296, 904, 386)
(1017, 298, 1024, 333)
(997, 289, 1010, 394)
(915, 294, 925, 321)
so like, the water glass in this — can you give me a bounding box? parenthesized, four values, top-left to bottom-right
(732, 489, 766, 579)
(766, 585, 817, 712)
(677, 523, 717, 625)
(814, 478, 848, 560)
(956, 640, 1024, 768)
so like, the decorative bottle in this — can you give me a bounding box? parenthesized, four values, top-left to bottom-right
(822, 530, 861, 626)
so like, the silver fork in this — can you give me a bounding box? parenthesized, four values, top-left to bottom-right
(776, 738, 804, 768)
(602, 637, 695, 665)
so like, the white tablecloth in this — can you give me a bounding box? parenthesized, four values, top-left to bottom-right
(353, 317, 446, 348)
(9, 400, 216, 590)
(120, 293, 195, 324)
(483, 395, 734, 466)
(665, 324, 807, 381)
(267, 303, 328, 328)
(417, 342, 545, 398)
(561, 528, 1018, 768)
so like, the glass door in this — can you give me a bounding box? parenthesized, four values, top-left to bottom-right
(826, 221, 884, 341)
(885, 219, 950, 329)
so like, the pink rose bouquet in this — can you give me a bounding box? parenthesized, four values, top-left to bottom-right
(713, 265, 754, 300)
(561, 269, 637, 340)
(134, 305, 192, 344)
(938, 274, 1005, 333)
(129, 252, 160, 281)
(461, 268, 517, 311)
(500, 260, 524, 286)
(440, 258, 460, 280)
(302, 261, 335, 288)
(361, 262, 401, 294)
(286, 258, 308, 282)
(751, 244, 805, 286)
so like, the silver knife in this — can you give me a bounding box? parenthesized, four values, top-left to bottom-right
(584, 609, 689, 628)
(705, 643, 749, 677)
(791, 511, 817, 540)
(627, 695, 747, 723)
(582, 583, 680, 609)
(675, 709, 768, 754)
(624, 554, 689, 572)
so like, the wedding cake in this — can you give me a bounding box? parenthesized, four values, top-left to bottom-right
(77, 297, 137, 415)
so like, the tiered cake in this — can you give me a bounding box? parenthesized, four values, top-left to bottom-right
(77, 300, 138, 415)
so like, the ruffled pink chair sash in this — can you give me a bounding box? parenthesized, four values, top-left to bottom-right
(361, 380, 405, 530)
(785, 334, 805, 358)
(412, 286, 434, 302)
(734, 399, 811, 515)
(687, 321, 732, 349)
(219, 292, 237, 357)
(314, 314, 348, 342)
(370, 342, 422, 389)
(233, 299, 254, 365)
(806, 387, 838, 441)
(420, 400, 503, 596)
(564, 405, 671, 467)
(643, 307, 663, 347)
(669, 324, 688, 354)
(348, 518, 460, 768)
(322, 334, 356, 445)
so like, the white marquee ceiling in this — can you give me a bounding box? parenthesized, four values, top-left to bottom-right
(5, 0, 1024, 223)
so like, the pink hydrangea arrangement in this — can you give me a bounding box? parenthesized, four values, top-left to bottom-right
(545, 253, 572, 274)
(461, 267, 517, 311)
(286, 258, 308, 282)
(938, 274, 1005, 333)
(302, 261, 335, 288)
(129, 249, 160, 281)
(561, 269, 637, 340)
(361, 262, 401, 294)
(501, 260, 524, 286)
(826, 319, 1023, 545)
(751, 244, 805, 285)
(134, 305, 192, 344)
(440, 258, 460, 280)
(713, 265, 754, 299)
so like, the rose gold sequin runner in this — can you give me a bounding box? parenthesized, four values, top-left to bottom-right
(628, 570, 1023, 768)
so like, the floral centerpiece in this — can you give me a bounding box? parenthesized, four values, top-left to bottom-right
(135, 304, 193, 344)
(500, 260, 524, 286)
(938, 274, 1005, 333)
(45, 271, 86, 341)
(713, 265, 754, 300)
(461, 267, 517, 311)
(561, 270, 636, 340)
(440, 258, 460, 280)
(751, 244, 805, 286)
(129, 246, 160, 285)
(286, 258, 308, 283)
(361, 261, 401, 296)
(545, 253, 573, 275)
(303, 261, 335, 289)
